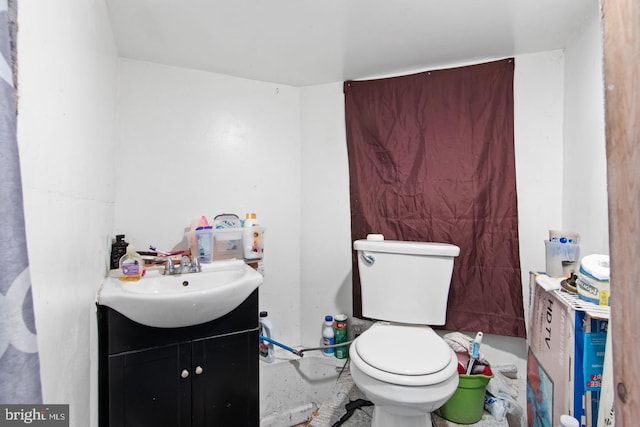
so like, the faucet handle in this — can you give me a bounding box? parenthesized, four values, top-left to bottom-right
(191, 257, 201, 272)
(164, 258, 176, 275)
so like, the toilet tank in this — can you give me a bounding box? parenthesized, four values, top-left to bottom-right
(354, 236, 460, 325)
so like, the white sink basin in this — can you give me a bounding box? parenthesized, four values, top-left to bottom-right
(97, 259, 263, 327)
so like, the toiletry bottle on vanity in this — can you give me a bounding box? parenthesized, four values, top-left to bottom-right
(110, 234, 128, 270)
(119, 244, 144, 281)
(242, 213, 264, 260)
(195, 225, 214, 263)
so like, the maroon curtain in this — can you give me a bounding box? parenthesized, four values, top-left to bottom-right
(344, 59, 525, 338)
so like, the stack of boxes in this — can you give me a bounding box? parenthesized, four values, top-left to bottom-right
(527, 272, 609, 427)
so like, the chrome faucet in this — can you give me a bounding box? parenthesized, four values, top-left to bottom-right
(164, 255, 201, 275)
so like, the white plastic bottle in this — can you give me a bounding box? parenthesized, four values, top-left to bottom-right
(243, 212, 264, 260)
(244, 212, 258, 227)
(484, 393, 507, 421)
(322, 315, 335, 356)
(259, 311, 274, 363)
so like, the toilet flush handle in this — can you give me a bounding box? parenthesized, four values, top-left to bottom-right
(360, 252, 375, 266)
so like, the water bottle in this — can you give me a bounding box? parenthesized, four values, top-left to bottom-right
(322, 315, 335, 356)
(259, 311, 275, 363)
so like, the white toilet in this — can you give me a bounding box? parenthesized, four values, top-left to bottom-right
(350, 234, 461, 427)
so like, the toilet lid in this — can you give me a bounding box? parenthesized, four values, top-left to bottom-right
(355, 324, 452, 376)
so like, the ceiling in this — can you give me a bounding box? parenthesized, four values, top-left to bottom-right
(105, 0, 599, 87)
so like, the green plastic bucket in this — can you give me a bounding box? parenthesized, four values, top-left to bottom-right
(438, 373, 493, 424)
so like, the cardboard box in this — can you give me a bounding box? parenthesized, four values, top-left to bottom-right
(527, 272, 609, 427)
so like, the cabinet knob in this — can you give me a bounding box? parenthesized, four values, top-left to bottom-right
(181, 369, 189, 379)
(195, 366, 204, 375)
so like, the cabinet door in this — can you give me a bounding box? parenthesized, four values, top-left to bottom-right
(191, 330, 259, 427)
(109, 343, 192, 427)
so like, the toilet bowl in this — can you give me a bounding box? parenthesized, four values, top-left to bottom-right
(349, 322, 459, 427)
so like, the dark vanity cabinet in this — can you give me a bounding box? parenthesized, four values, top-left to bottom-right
(98, 289, 259, 427)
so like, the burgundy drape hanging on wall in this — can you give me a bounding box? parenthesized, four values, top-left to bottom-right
(344, 59, 525, 338)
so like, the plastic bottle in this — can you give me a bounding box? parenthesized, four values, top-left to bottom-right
(242, 213, 264, 260)
(244, 212, 258, 227)
(322, 315, 335, 356)
(259, 311, 275, 363)
(334, 314, 348, 359)
(110, 235, 128, 270)
(484, 393, 507, 421)
(195, 225, 214, 263)
(119, 244, 144, 281)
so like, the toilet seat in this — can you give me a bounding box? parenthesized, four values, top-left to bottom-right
(351, 324, 458, 387)
(356, 324, 451, 375)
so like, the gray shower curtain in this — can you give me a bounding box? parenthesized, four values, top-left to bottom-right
(0, 0, 42, 403)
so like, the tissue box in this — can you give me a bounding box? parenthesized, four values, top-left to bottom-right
(527, 272, 609, 427)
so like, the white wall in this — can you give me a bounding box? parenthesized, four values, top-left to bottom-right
(513, 50, 565, 319)
(299, 83, 353, 346)
(563, 8, 608, 256)
(114, 59, 303, 344)
(16, 0, 118, 425)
